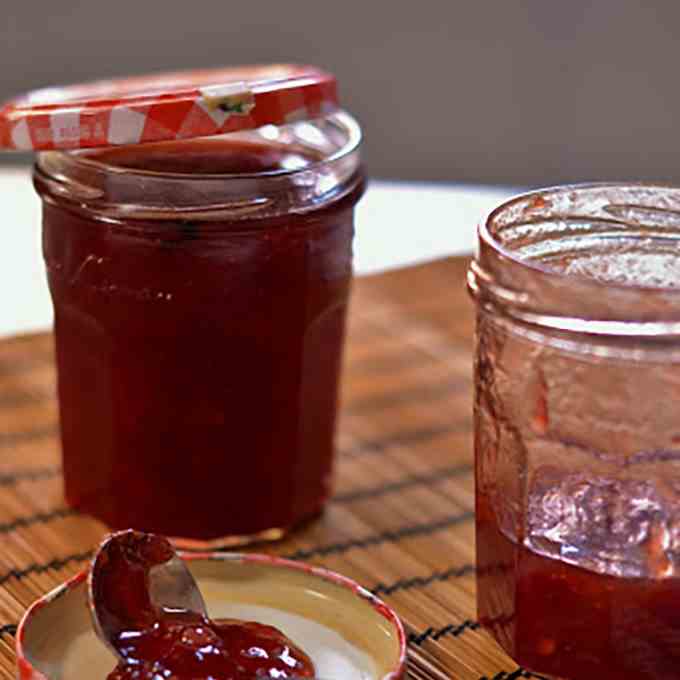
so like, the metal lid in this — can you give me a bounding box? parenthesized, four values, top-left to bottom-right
(0, 64, 338, 151)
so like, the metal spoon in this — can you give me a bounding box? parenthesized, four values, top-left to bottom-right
(87, 530, 207, 661)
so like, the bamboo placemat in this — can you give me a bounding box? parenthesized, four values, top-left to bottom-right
(0, 256, 537, 680)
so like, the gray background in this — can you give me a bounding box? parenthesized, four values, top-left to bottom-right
(3, 1, 678, 185)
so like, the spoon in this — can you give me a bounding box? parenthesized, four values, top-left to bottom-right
(87, 530, 207, 661)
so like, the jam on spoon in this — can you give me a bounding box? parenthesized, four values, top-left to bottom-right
(88, 530, 316, 680)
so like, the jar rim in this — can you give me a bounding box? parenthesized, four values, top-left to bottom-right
(480, 181, 680, 295)
(471, 182, 680, 336)
(33, 111, 364, 220)
(43, 110, 362, 182)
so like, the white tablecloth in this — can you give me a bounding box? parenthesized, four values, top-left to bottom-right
(0, 166, 514, 338)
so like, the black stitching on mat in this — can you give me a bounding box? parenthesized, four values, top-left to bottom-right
(0, 624, 16, 637)
(333, 463, 472, 503)
(0, 464, 61, 485)
(341, 424, 455, 457)
(477, 670, 549, 680)
(372, 563, 475, 595)
(285, 511, 474, 561)
(409, 619, 480, 645)
(0, 507, 77, 534)
(0, 466, 61, 486)
(0, 424, 58, 448)
(0, 550, 93, 586)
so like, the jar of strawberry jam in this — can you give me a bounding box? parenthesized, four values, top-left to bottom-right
(0, 66, 364, 548)
(468, 183, 680, 680)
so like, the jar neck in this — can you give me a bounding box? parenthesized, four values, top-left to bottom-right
(33, 112, 363, 222)
(469, 183, 680, 337)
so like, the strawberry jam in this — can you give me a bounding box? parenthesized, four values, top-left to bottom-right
(94, 532, 315, 680)
(477, 505, 680, 680)
(106, 619, 316, 680)
(35, 121, 364, 546)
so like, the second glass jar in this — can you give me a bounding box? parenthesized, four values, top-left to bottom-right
(469, 183, 680, 680)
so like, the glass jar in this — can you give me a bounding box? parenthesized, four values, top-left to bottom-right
(33, 112, 364, 549)
(468, 183, 680, 680)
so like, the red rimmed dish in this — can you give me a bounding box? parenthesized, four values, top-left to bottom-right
(16, 552, 407, 680)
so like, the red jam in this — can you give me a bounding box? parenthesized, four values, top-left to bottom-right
(106, 619, 316, 680)
(95, 532, 315, 680)
(37, 135, 364, 542)
(477, 497, 680, 680)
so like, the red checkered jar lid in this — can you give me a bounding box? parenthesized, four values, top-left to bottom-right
(0, 64, 338, 151)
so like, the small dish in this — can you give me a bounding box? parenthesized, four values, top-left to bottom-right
(16, 552, 407, 680)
